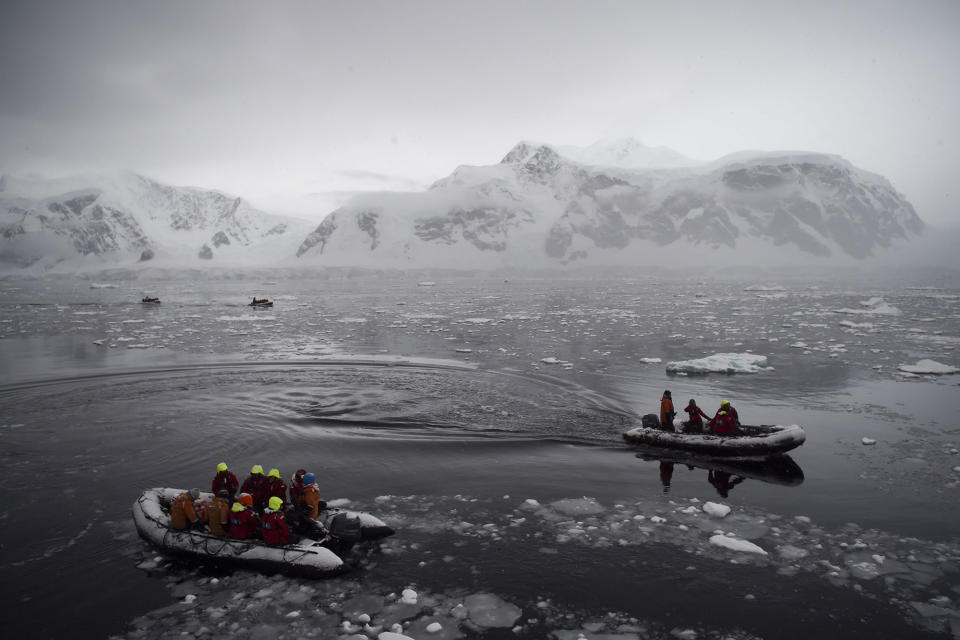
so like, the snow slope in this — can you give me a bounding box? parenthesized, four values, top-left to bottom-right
(0, 172, 312, 271)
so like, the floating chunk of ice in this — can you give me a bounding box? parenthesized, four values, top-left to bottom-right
(862, 438, 877, 445)
(709, 534, 768, 555)
(549, 497, 605, 516)
(463, 593, 522, 628)
(666, 353, 771, 375)
(702, 502, 731, 518)
(777, 545, 809, 560)
(897, 359, 959, 375)
(401, 588, 418, 604)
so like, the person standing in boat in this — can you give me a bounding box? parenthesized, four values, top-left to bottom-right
(659, 390, 676, 431)
(683, 399, 710, 433)
(211, 462, 239, 503)
(241, 465, 269, 511)
(228, 493, 261, 540)
(170, 488, 202, 530)
(265, 468, 288, 508)
(261, 496, 293, 545)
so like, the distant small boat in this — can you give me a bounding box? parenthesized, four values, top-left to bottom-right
(141, 296, 161, 304)
(249, 298, 273, 308)
(623, 423, 806, 458)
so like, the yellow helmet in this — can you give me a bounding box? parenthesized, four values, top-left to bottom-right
(268, 468, 280, 479)
(268, 496, 283, 511)
(721, 400, 730, 406)
(217, 462, 228, 472)
(231, 501, 246, 513)
(251, 464, 264, 475)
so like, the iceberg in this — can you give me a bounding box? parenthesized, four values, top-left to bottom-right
(666, 353, 771, 374)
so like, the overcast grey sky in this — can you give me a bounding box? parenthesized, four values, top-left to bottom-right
(1, 0, 958, 225)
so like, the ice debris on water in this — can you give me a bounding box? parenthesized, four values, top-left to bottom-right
(709, 534, 768, 555)
(702, 502, 731, 518)
(861, 437, 877, 445)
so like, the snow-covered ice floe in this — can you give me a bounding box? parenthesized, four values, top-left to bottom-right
(897, 359, 959, 375)
(835, 297, 902, 316)
(666, 352, 771, 375)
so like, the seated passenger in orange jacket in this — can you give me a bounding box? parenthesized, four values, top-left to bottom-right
(170, 488, 201, 530)
(299, 472, 327, 519)
(204, 490, 231, 536)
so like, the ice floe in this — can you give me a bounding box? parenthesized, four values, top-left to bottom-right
(666, 353, 771, 375)
(836, 297, 902, 316)
(897, 359, 959, 375)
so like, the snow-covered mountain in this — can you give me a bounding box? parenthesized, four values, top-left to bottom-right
(295, 141, 924, 267)
(0, 172, 312, 270)
(557, 137, 697, 169)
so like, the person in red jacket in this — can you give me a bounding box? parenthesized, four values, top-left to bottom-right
(265, 468, 288, 508)
(713, 400, 740, 426)
(228, 493, 260, 540)
(709, 410, 737, 436)
(241, 465, 268, 511)
(261, 496, 292, 545)
(211, 462, 239, 503)
(683, 399, 710, 433)
(289, 468, 306, 505)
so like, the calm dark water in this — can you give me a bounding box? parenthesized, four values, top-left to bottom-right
(0, 270, 958, 639)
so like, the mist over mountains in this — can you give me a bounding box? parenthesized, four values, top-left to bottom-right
(0, 139, 929, 272)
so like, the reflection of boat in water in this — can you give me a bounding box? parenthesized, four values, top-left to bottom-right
(623, 423, 806, 458)
(141, 296, 161, 304)
(639, 450, 804, 497)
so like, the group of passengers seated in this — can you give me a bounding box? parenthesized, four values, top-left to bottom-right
(658, 390, 741, 435)
(169, 463, 326, 546)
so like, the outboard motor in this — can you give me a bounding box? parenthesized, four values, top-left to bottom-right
(326, 512, 363, 554)
(641, 414, 661, 429)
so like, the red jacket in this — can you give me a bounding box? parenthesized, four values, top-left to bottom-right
(266, 477, 288, 507)
(684, 403, 709, 424)
(711, 412, 736, 436)
(289, 469, 306, 505)
(228, 507, 261, 540)
(715, 406, 740, 424)
(212, 471, 239, 499)
(241, 475, 269, 511)
(261, 509, 291, 545)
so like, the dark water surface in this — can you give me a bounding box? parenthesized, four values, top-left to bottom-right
(1, 271, 958, 639)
